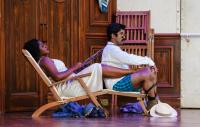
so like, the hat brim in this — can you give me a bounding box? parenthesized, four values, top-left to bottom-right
(150, 104, 177, 117)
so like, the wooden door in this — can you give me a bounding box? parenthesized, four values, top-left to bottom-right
(80, 0, 116, 61)
(4, 0, 40, 112)
(3, 0, 117, 112)
(39, 0, 81, 104)
(4, 0, 81, 112)
(44, 0, 80, 66)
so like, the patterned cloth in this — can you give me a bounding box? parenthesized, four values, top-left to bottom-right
(113, 74, 141, 92)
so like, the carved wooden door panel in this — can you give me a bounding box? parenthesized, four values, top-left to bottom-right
(5, 0, 40, 112)
(79, 0, 116, 61)
(39, 0, 81, 104)
(42, 0, 80, 66)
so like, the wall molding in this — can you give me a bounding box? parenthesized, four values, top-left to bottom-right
(0, 0, 5, 114)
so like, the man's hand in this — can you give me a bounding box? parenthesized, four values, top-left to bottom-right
(150, 66, 158, 73)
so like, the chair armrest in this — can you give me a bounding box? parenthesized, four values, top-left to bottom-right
(49, 73, 92, 87)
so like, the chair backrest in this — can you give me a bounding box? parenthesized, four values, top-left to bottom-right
(22, 49, 62, 101)
(115, 11, 154, 59)
(120, 45, 147, 56)
(116, 11, 150, 44)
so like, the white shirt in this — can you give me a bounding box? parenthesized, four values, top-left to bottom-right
(101, 41, 155, 89)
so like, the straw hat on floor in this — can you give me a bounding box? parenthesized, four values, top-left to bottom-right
(150, 101, 177, 117)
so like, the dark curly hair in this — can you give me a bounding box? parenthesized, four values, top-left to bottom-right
(23, 39, 41, 62)
(107, 23, 126, 41)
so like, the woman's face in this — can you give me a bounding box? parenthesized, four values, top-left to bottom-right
(38, 41, 49, 56)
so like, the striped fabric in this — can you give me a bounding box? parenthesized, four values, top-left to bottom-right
(113, 74, 141, 92)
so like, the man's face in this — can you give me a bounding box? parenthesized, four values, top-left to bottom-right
(112, 29, 125, 44)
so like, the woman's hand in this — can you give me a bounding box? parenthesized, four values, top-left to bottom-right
(72, 62, 83, 71)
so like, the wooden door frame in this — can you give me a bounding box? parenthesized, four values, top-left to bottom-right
(0, 0, 5, 114)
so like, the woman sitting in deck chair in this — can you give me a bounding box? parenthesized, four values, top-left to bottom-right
(23, 39, 136, 97)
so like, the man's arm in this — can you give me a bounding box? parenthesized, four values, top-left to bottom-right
(110, 46, 155, 66)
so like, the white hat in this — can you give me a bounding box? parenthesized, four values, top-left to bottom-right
(150, 102, 177, 117)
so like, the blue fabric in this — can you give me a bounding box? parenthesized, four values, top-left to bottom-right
(52, 102, 106, 118)
(120, 101, 147, 114)
(84, 103, 106, 118)
(84, 103, 95, 116)
(52, 102, 84, 118)
(113, 74, 141, 92)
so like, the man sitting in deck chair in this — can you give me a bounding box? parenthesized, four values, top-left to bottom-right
(23, 39, 137, 98)
(101, 23, 158, 111)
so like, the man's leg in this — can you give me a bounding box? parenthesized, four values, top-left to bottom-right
(130, 67, 155, 88)
(130, 67, 158, 110)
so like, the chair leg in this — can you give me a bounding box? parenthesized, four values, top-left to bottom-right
(32, 101, 65, 118)
(111, 94, 115, 111)
(111, 94, 117, 114)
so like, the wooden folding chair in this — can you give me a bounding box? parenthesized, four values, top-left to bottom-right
(113, 11, 155, 114)
(89, 47, 149, 115)
(86, 11, 156, 115)
(22, 49, 109, 118)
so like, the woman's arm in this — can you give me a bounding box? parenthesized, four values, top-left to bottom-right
(40, 57, 82, 81)
(101, 64, 135, 78)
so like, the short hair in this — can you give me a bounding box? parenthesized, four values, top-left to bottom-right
(107, 23, 126, 41)
(23, 39, 40, 62)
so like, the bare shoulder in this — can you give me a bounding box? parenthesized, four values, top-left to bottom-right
(40, 56, 53, 66)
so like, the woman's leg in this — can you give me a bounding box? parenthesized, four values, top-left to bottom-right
(101, 64, 135, 78)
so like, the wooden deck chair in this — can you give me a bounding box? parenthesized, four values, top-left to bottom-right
(82, 13, 155, 116)
(114, 11, 155, 114)
(89, 46, 148, 115)
(22, 49, 109, 118)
